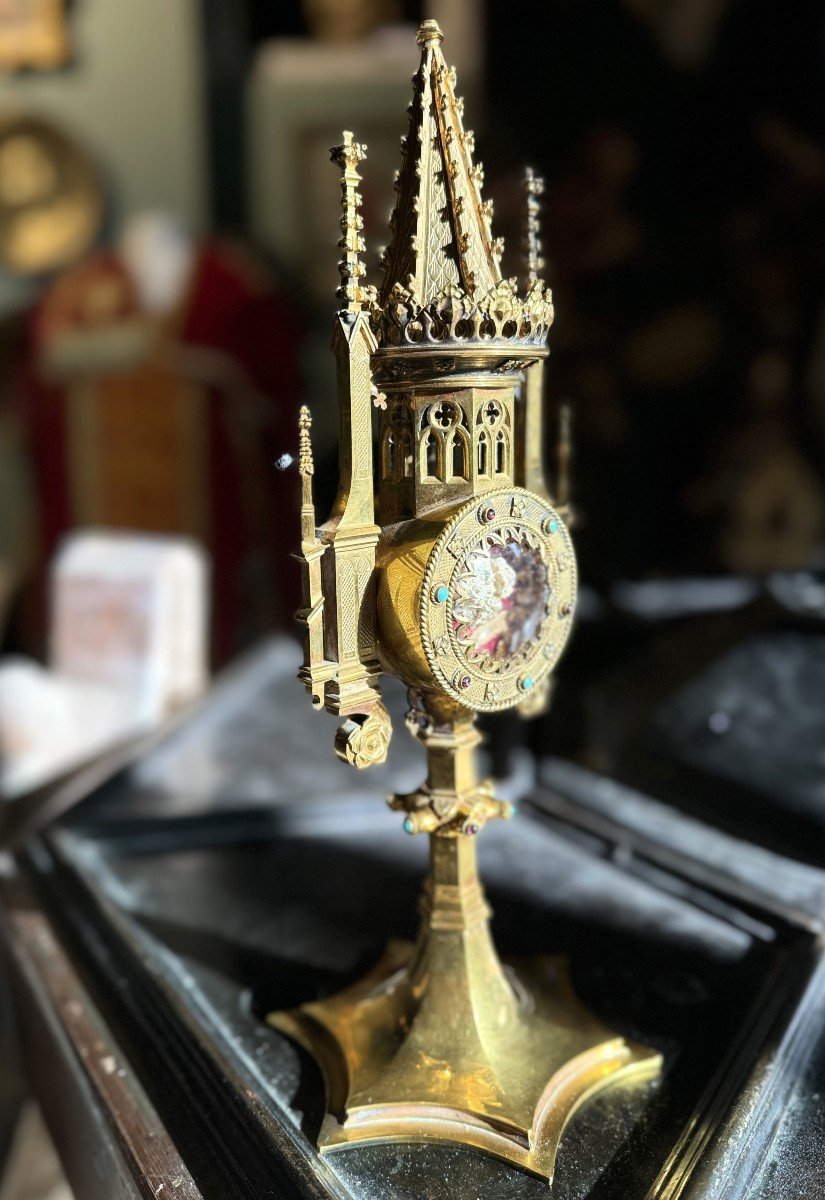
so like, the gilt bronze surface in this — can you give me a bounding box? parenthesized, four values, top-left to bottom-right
(279, 17, 661, 1181)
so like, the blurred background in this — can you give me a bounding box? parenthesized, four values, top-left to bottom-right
(0, 4, 824, 1195)
(0, 0, 824, 839)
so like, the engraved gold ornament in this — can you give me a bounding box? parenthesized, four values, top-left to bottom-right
(420, 486, 576, 711)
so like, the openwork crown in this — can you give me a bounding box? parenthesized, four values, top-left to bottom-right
(331, 19, 554, 361)
(377, 277, 553, 354)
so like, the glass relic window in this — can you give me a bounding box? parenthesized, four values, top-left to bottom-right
(452, 535, 550, 662)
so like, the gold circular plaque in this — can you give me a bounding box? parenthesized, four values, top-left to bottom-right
(419, 487, 577, 712)
(0, 114, 104, 276)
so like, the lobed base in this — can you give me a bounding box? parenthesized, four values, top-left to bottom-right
(269, 832, 661, 1183)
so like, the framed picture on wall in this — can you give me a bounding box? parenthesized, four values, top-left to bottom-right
(0, 0, 70, 72)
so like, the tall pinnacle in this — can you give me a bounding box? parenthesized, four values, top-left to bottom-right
(331, 131, 370, 313)
(298, 405, 317, 545)
(298, 405, 314, 478)
(523, 167, 545, 286)
(379, 19, 502, 307)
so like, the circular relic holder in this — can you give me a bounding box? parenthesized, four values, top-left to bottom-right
(0, 113, 104, 276)
(420, 487, 577, 712)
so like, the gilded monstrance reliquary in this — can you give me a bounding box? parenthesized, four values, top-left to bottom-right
(271, 19, 662, 1184)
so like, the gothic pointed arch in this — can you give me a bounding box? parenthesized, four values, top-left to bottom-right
(494, 427, 509, 475)
(381, 427, 396, 480)
(477, 427, 490, 477)
(450, 424, 470, 480)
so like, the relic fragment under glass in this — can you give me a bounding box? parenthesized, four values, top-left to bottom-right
(453, 534, 550, 662)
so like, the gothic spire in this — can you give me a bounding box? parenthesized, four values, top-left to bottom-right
(379, 19, 501, 307)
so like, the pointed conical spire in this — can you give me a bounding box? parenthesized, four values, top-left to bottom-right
(379, 19, 501, 307)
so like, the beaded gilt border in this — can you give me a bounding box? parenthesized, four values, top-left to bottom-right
(420, 486, 577, 712)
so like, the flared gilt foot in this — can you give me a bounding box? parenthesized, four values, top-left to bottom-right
(268, 834, 661, 1184)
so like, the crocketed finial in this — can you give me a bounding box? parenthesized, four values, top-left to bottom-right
(298, 405, 314, 476)
(330, 131, 369, 313)
(523, 167, 546, 286)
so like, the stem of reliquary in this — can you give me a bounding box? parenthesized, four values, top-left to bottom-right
(422, 716, 482, 801)
(422, 830, 490, 937)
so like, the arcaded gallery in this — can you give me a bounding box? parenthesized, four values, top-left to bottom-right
(0, 2, 822, 1198)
